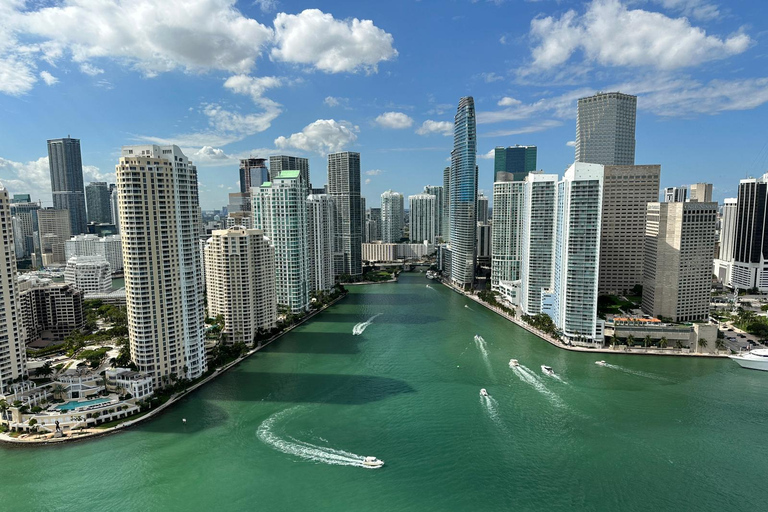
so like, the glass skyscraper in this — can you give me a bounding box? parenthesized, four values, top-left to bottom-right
(576, 92, 636, 166)
(48, 137, 87, 236)
(494, 145, 537, 182)
(327, 152, 362, 278)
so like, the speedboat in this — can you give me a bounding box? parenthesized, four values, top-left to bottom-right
(541, 365, 555, 376)
(595, 360, 607, 366)
(362, 456, 384, 469)
(509, 359, 519, 368)
(480, 388, 489, 397)
(465, 305, 470, 309)
(729, 349, 768, 371)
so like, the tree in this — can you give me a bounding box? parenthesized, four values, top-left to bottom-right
(660, 337, 668, 349)
(715, 338, 726, 352)
(37, 361, 53, 378)
(28, 418, 38, 432)
(0, 400, 8, 421)
(51, 383, 67, 400)
(644, 335, 652, 348)
(626, 335, 635, 347)
(698, 338, 709, 352)
(675, 340, 684, 351)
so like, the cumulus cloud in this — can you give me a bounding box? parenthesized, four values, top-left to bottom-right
(566, 140, 576, 147)
(365, 169, 384, 176)
(0, 56, 37, 95)
(478, 149, 495, 160)
(498, 96, 521, 107)
(254, 0, 279, 13)
(528, 0, 751, 71)
(192, 146, 231, 162)
(364, 178, 372, 185)
(79, 63, 104, 76)
(479, 72, 504, 83)
(39, 71, 58, 85)
(653, 0, 720, 21)
(416, 120, 453, 136)
(274, 119, 358, 154)
(324, 96, 341, 107)
(374, 112, 414, 129)
(271, 9, 397, 73)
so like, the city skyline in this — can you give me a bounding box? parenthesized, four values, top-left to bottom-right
(1, 1, 767, 209)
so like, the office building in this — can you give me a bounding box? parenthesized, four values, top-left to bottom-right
(732, 175, 768, 291)
(37, 208, 72, 265)
(10, 200, 40, 259)
(381, 190, 404, 243)
(443, 166, 451, 239)
(365, 207, 381, 243)
(204, 227, 277, 345)
(491, 181, 525, 290)
(18, 275, 84, 345)
(110, 187, 120, 232)
(476, 193, 489, 224)
(0, 184, 27, 391)
(360, 197, 367, 243)
(253, 171, 310, 312)
(642, 201, 717, 322)
(576, 92, 636, 166)
(48, 137, 87, 235)
(239, 158, 269, 194)
(65, 234, 123, 273)
(664, 186, 688, 203)
(409, 193, 436, 244)
(11, 194, 31, 203)
(494, 145, 537, 182)
(86, 181, 112, 224)
(64, 255, 112, 294)
(689, 183, 713, 203)
(117, 144, 207, 386)
(520, 174, 558, 315)
(599, 165, 661, 294)
(424, 185, 444, 241)
(307, 194, 337, 292)
(327, 152, 362, 278)
(269, 155, 310, 188)
(714, 198, 737, 285)
(477, 223, 492, 266)
(448, 97, 478, 286)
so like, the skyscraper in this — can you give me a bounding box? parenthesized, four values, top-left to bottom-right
(409, 193, 436, 244)
(253, 171, 310, 312)
(366, 207, 382, 242)
(270, 155, 310, 188)
(0, 183, 28, 392)
(714, 198, 738, 284)
(664, 186, 688, 203)
(48, 137, 87, 236)
(116, 144, 206, 386)
(110, 186, 120, 232)
(520, 174, 558, 315)
(476, 193, 489, 224)
(494, 145, 537, 182)
(10, 200, 40, 259)
(307, 194, 337, 292)
(327, 152, 362, 278)
(491, 181, 524, 290)
(443, 166, 450, 239)
(642, 201, 717, 322)
(204, 227, 277, 345)
(448, 97, 478, 286)
(381, 190, 404, 243)
(37, 208, 72, 265)
(576, 92, 636, 166)
(423, 185, 444, 240)
(86, 181, 112, 224)
(732, 175, 768, 291)
(240, 158, 269, 194)
(689, 183, 713, 203)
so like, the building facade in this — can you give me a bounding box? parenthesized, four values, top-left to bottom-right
(9, 200, 40, 259)
(86, 181, 112, 224)
(491, 181, 524, 290)
(731, 175, 768, 291)
(520, 174, 558, 316)
(409, 193, 436, 244)
(239, 158, 269, 195)
(269, 155, 310, 189)
(423, 185, 444, 241)
(64, 255, 112, 294)
(307, 194, 337, 293)
(362, 242, 434, 262)
(327, 152, 362, 278)
(689, 183, 713, 203)
(381, 190, 404, 243)
(664, 186, 688, 203)
(48, 137, 87, 236)
(576, 92, 636, 166)
(18, 275, 85, 344)
(37, 208, 72, 265)
(714, 198, 738, 285)
(494, 145, 537, 182)
(476, 193, 489, 224)
(65, 234, 123, 273)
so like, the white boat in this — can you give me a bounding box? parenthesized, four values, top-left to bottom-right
(595, 360, 607, 366)
(480, 388, 489, 397)
(362, 456, 384, 469)
(729, 349, 768, 371)
(541, 365, 555, 376)
(465, 305, 470, 309)
(509, 359, 519, 368)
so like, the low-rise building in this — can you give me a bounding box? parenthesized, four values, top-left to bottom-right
(362, 242, 434, 262)
(105, 368, 154, 400)
(65, 234, 123, 273)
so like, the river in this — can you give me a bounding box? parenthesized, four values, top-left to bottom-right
(1, 273, 766, 511)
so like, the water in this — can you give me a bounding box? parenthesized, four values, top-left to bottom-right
(1, 273, 767, 511)
(55, 398, 112, 411)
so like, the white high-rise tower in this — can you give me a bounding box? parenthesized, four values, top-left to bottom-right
(409, 193, 436, 243)
(381, 190, 404, 243)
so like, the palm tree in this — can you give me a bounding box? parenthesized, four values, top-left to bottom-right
(51, 383, 67, 400)
(644, 335, 652, 348)
(0, 399, 8, 421)
(675, 340, 684, 351)
(698, 338, 709, 353)
(660, 337, 668, 349)
(715, 338, 726, 352)
(626, 335, 635, 348)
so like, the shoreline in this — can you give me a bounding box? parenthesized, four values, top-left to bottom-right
(439, 279, 728, 359)
(0, 293, 348, 446)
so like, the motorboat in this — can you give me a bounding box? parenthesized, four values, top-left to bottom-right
(509, 359, 520, 368)
(729, 349, 768, 371)
(465, 305, 470, 309)
(541, 365, 555, 376)
(595, 360, 607, 366)
(480, 388, 489, 397)
(362, 456, 384, 469)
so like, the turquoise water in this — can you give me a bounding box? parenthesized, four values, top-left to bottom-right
(55, 398, 111, 411)
(2, 273, 767, 511)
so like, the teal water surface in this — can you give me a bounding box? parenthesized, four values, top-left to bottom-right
(2, 274, 767, 511)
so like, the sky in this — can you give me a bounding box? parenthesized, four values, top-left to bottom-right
(1, 0, 768, 209)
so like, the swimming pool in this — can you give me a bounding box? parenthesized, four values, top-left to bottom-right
(55, 398, 111, 411)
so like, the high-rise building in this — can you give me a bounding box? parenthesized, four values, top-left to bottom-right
(714, 198, 738, 284)
(365, 207, 381, 243)
(494, 145, 537, 182)
(476, 222, 492, 266)
(48, 137, 87, 236)
(664, 186, 688, 203)
(476, 193, 489, 224)
(689, 183, 713, 203)
(10, 200, 40, 259)
(599, 165, 661, 295)
(11, 194, 31, 203)
(327, 152, 362, 278)
(576, 92, 636, 166)
(239, 158, 270, 194)
(520, 174, 558, 315)
(204, 227, 277, 345)
(307, 194, 337, 292)
(491, 181, 524, 290)
(0, 184, 27, 392)
(37, 208, 72, 265)
(448, 97, 478, 286)
(409, 193, 436, 244)
(110, 187, 120, 232)
(85, 181, 112, 224)
(548, 163, 604, 345)
(381, 190, 404, 243)
(18, 275, 84, 344)
(642, 201, 717, 322)
(269, 155, 310, 188)
(423, 185, 444, 240)
(65, 234, 123, 273)
(361, 197, 367, 243)
(64, 255, 112, 294)
(253, 171, 310, 312)
(732, 175, 768, 291)
(117, 144, 206, 386)
(443, 166, 451, 239)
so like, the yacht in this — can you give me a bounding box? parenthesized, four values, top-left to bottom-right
(509, 359, 519, 368)
(595, 360, 607, 366)
(362, 456, 384, 469)
(729, 349, 768, 371)
(541, 365, 555, 376)
(480, 388, 489, 397)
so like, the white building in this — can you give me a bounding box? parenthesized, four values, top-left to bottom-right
(64, 255, 111, 294)
(37, 208, 71, 265)
(204, 227, 277, 345)
(491, 181, 524, 290)
(664, 186, 688, 203)
(105, 368, 154, 400)
(362, 242, 434, 262)
(116, 144, 206, 387)
(409, 193, 437, 244)
(0, 184, 28, 392)
(520, 174, 558, 316)
(714, 198, 737, 285)
(381, 190, 404, 243)
(307, 194, 337, 293)
(65, 233, 123, 273)
(423, 185, 444, 240)
(253, 170, 310, 313)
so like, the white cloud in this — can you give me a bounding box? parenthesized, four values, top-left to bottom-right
(364, 178, 372, 185)
(254, 0, 278, 13)
(416, 120, 453, 136)
(478, 87, 593, 124)
(653, 0, 720, 21)
(498, 96, 521, 107)
(202, 103, 280, 136)
(39, 70, 58, 85)
(479, 72, 504, 83)
(192, 146, 232, 162)
(271, 9, 397, 73)
(374, 112, 414, 129)
(365, 169, 384, 176)
(324, 96, 341, 107)
(0, 56, 37, 95)
(223, 74, 281, 104)
(274, 119, 358, 154)
(528, 0, 751, 71)
(478, 149, 495, 160)
(79, 63, 104, 76)
(484, 120, 563, 137)
(566, 140, 576, 147)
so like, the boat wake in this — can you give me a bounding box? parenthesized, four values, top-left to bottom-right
(473, 335, 495, 380)
(257, 408, 374, 469)
(510, 365, 564, 407)
(352, 314, 383, 335)
(480, 394, 502, 425)
(426, 284, 433, 290)
(600, 363, 669, 381)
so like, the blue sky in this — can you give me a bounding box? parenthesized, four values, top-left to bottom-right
(1, 0, 767, 209)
